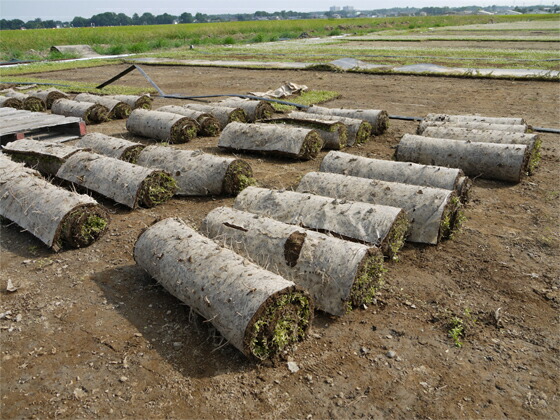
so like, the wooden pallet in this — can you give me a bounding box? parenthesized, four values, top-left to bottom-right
(0, 108, 86, 145)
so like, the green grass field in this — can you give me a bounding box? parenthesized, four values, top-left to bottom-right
(1, 14, 558, 61)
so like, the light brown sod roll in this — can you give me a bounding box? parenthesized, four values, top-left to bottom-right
(218, 97, 275, 122)
(56, 151, 176, 208)
(106, 94, 152, 110)
(126, 109, 198, 143)
(419, 126, 541, 175)
(2, 139, 85, 175)
(183, 103, 248, 128)
(136, 146, 254, 196)
(74, 93, 132, 119)
(51, 99, 108, 124)
(4, 89, 46, 112)
(260, 117, 348, 150)
(297, 172, 462, 245)
(289, 111, 372, 146)
(305, 105, 389, 135)
(424, 113, 526, 126)
(26, 88, 68, 109)
(0, 96, 23, 109)
(76, 133, 145, 163)
(417, 120, 528, 134)
(134, 217, 313, 360)
(0, 155, 109, 251)
(320, 151, 471, 203)
(157, 105, 221, 137)
(219, 122, 323, 160)
(234, 187, 409, 260)
(202, 207, 384, 316)
(396, 134, 529, 183)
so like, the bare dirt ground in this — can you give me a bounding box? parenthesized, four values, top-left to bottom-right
(1, 64, 559, 419)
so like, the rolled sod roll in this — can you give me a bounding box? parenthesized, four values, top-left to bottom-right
(77, 133, 145, 163)
(51, 99, 108, 124)
(157, 105, 221, 137)
(3, 139, 85, 175)
(219, 122, 323, 160)
(305, 106, 389, 135)
(0, 96, 23, 109)
(234, 187, 409, 260)
(417, 120, 528, 134)
(4, 89, 46, 112)
(56, 151, 176, 208)
(202, 207, 385, 316)
(424, 113, 526, 126)
(74, 93, 132, 119)
(260, 117, 348, 150)
(218, 97, 275, 122)
(136, 146, 254, 196)
(0, 155, 109, 251)
(126, 109, 198, 143)
(26, 88, 68, 109)
(396, 134, 529, 183)
(134, 217, 313, 360)
(106, 94, 152, 110)
(289, 111, 372, 146)
(183, 103, 248, 128)
(297, 172, 462, 245)
(320, 151, 471, 203)
(419, 126, 541, 175)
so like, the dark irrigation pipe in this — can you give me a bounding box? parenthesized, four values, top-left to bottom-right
(94, 65, 559, 135)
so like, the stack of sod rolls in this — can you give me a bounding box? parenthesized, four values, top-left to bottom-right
(51, 99, 108, 124)
(126, 109, 198, 143)
(219, 122, 323, 160)
(3, 140, 176, 209)
(105, 94, 152, 110)
(397, 134, 529, 183)
(320, 151, 471, 203)
(305, 105, 389, 135)
(233, 187, 409, 260)
(157, 105, 222, 137)
(76, 134, 255, 196)
(259, 117, 348, 150)
(183, 103, 248, 128)
(297, 172, 463, 245)
(74, 93, 132, 119)
(26, 88, 68, 109)
(0, 96, 23, 109)
(417, 126, 541, 175)
(218, 97, 275, 122)
(201, 207, 385, 316)
(288, 111, 372, 146)
(134, 217, 313, 360)
(0, 154, 109, 251)
(4, 89, 46, 112)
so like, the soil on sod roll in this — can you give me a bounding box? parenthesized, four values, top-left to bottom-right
(133, 217, 312, 360)
(4, 89, 46, 112)
(51, 99, 108, 124)
(218, 97, 275, 122)
(157, 105, 222, 137)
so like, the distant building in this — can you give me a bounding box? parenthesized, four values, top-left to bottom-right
(330, 6, 341, 12)
(342, 6, 354, 11)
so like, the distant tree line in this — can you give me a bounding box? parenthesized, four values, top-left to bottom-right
(1, 6, 558, 30)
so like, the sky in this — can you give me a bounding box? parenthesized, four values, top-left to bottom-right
(0, 0, 553, 21)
